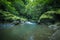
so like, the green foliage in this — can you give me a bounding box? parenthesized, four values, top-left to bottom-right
(38, 9, 60, 24)
(0, 0, 60, 23)
(0, 10, 27, 22)
(40, 11, 56, 20)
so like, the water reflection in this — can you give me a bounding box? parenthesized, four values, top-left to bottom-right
(28, 35, 34, 40)
(0, 23, 14, 29)
(0, 22, 53, 40)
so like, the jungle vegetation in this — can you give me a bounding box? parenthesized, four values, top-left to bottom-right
(0, 0, 60, 40)
(0, 0, 60, 24)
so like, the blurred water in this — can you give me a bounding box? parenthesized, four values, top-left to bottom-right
(0, 23, 15, 29)
(28, 35, 34, 40)
(0, 21, 36, 29)
(0, 21, 52, 40)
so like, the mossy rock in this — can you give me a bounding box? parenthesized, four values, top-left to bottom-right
(0, 10, 27, 23)
(38, 10, 60, 24)
(0, 10, 20, 22)
(40, 11, 56, 20)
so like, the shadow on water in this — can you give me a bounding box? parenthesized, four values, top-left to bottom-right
(0, 21, 53, 40)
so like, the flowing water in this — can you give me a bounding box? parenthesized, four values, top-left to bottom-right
(0, 21, 53, 40)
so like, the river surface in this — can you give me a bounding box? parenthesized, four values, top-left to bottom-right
(0, 22, 53, 40)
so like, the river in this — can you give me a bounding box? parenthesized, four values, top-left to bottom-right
(0, 21, 53, 40)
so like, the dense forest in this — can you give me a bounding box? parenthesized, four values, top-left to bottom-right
(0, 0, 60, 40)
(0, 0, 60, 24)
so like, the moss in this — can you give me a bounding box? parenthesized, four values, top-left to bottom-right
(56, 9, 60, 14)
(38, 10, 60, 24)
(39, 10, 60, 20)
(39, 11, 55, 20)
(0, 10, 27, 22)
